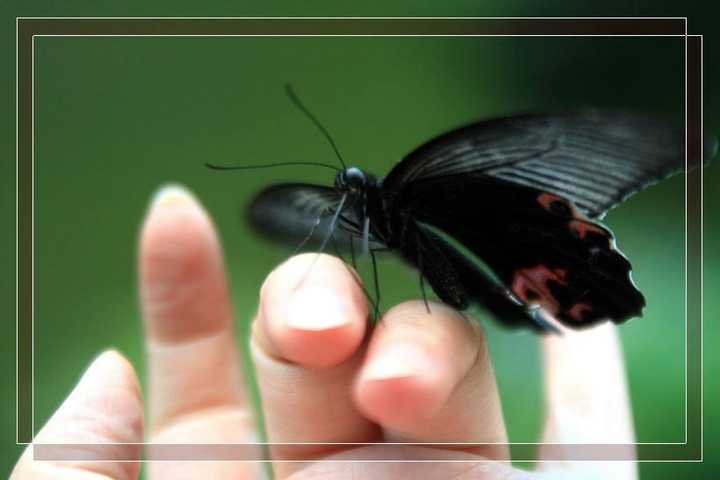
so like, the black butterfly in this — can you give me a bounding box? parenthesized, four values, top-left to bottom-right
(210, 88, 717, 332)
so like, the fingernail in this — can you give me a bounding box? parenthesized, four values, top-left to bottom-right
(286, 286, 351, 330)
(149, 183, 195, 210)
(362, 342, 434, 381)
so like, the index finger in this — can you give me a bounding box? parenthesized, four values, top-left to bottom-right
(250, 253, 377, 473)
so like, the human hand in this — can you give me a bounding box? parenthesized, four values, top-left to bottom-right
(11, 185, 638, 479)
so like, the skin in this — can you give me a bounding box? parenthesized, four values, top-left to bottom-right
(11, 185, 638, 479)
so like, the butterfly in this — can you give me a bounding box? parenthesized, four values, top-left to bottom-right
(210, 87, 717, 332)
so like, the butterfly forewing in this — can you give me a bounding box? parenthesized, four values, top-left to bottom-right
(384, 111, 695, 219)
(249, 182, 384, 252)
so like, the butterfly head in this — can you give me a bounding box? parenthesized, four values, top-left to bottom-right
(335, 166, 371, 194)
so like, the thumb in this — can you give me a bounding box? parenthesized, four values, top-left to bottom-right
(11, 350, 144, 480)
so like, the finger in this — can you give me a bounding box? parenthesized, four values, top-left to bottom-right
(251, 253, 378, 471)
(139, 185, 260, 475)
(254, 253, 368, 367)
(353, 301, 509, 460)
(538, 323, 637, 478)
(11, 350, 143, 480)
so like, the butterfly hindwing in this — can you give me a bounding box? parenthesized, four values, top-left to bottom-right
(390, 174, 645, 328)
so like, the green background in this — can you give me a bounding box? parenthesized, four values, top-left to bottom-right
(2, 3, 718, 480)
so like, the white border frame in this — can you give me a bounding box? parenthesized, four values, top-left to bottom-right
(15, 16, 703, 463)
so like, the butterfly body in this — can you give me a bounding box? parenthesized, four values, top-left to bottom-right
(242, 109, 717, 332)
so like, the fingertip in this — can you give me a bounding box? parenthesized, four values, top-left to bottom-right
(83, 349, 142, 397)
(68, 349, 144, 435)
(353, 301, 480, 428)
(255, 253, 368, 368)
(24, 350, 144, 480)
(140, 184, 218, 264)
(353, 341, 448, 424)
(141, 183, 213, 246)
(139, 184, 231, 342)
(273, 285, 366, 368)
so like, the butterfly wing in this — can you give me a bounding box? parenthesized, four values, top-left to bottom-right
(248, 182, 383, 251)
(391, 174, 644, 328)
(385, 111, 716, 219)
(380, 111, 718, 328)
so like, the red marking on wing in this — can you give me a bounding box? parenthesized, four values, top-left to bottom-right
(537, 192, 565, 211)
(569, 219, 607, 240)
(568, 302, 593, 322)
(511, 265, 568, 315)
(537, 192, 611, 242)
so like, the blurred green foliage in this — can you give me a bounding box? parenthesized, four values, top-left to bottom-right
(1, 3, 718, 479)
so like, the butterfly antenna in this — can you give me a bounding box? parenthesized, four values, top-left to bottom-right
(285, 84, 348, 170)
(205, 161, 339, 172)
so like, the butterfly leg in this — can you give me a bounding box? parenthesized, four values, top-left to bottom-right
(369, 248, 381, 320)
(414, 241, 431, 314)
(292, 212, 325, 255)
(419, 272, 431, 314)
(362, 216, 371, 257)
(297, 194, 349, 288)
(328, 233, 380, 319)
(317, 194, 347, 254)
(349, 235, 357, 270)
